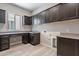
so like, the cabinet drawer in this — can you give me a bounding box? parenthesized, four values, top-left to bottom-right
(1, 38, 9, 44)
(0, 36, 9, 44)
(0, 43, 10, 51)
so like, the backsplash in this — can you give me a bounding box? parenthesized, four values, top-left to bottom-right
(0, 23, 32, 32)
(32, 19, 79, 33)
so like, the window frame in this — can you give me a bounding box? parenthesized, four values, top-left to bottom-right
(7, 13, 16, 31)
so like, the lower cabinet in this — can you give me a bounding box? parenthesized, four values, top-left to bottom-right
(0, 35, 10, 51)
(22, 33, 40, 45)
(0, 32, 40, 51)
(57, 36, 79, 56)
(22, 33, 29, 44)
(29, 33, 40, 46)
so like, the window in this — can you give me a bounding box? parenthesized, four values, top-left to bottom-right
(15, 15, 21, 30)
(8, 13, 22, 31)
(8, 14, 15, 31)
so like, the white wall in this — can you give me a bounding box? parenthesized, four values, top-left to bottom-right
(0, 3, 31, 16)
(0, 3, 32, 32)
(32, 19, 79, 33)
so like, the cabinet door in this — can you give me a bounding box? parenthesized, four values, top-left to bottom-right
(29, 34, 34, 44)
(32, 15, 41, 25)
(24, 16, 28, 25)
(45, 10, 50, 23)
(32, 34, 40, 44)
(59, 3, 77, 21)
(28, 17, 32, 25)
(38, 13, 42, 24)
(62, 38, 76, 56)
(32, 16, 37, 25)
(0, 9, 5, 23)
(57, 37, 76, 56)
(76, 3, 79, 18)
(29, 33, 40, 45)
(0, 35, 9, 44)
(22, 33, 29, 44)
(0, 35, 10, 51)
(76, 40, 79, 55)
(37, 14, 42, 24)
(0, 43, 10, 51)
(32, 16, 34, 25)
(49, 6, 59, 22)
(57, 37, 64, 56)
(39, 12, 46, 24)
(24, 16, 32, 25)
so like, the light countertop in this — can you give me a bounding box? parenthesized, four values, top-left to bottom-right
(57, 33, 79, 40)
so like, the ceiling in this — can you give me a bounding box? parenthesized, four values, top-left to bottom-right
(11, 3, 49, 12)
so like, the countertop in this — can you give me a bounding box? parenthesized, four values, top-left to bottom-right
(57, 33, 79, 40)
(0, 31, 40, 35)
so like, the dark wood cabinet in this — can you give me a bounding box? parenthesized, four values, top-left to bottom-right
(57, 36, 79, 56)
(29, 33, 40, 46)
(37, 14, 42, 24)
(77, 4, 79, 18)
(0, 35, 10, 51)
(32, 16, 36, 25)
(45, 10, 50, 23)
(24, 16, 32, 25)
(22, 33, 40, 45)
(0, 32, 40, 51)
(49, 6, 59, 22)
(28, 17, 32, 25)
(39, 11, 46, 24)
(32, 3, 79, 24)
(32, 15, 40, 25)
(32, 11, 47, 25)
(58, 3, 77, 21)
(32, 14, 43, 25)
(0, 9, 5, 23)
(77, 40, 79, 55)
(38, 12, 45, 24)
(22, 33, 29, 44)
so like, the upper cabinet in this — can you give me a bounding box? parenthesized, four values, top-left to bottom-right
(32, 15, 40, 25)
(49, 5, 59, 22)
(32, 3, 79, 25)
(32, 14, 44, 25)
(36, 14, 42, 24)
(45, 10, 50, 23)
(24, 16, 32, 25)
(0, 9, 6, 23)
(77, 4, 79, 17)
(39, 12, 46, 24)
(58, 3, 77, 21)
(37, 12, 46, 24)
